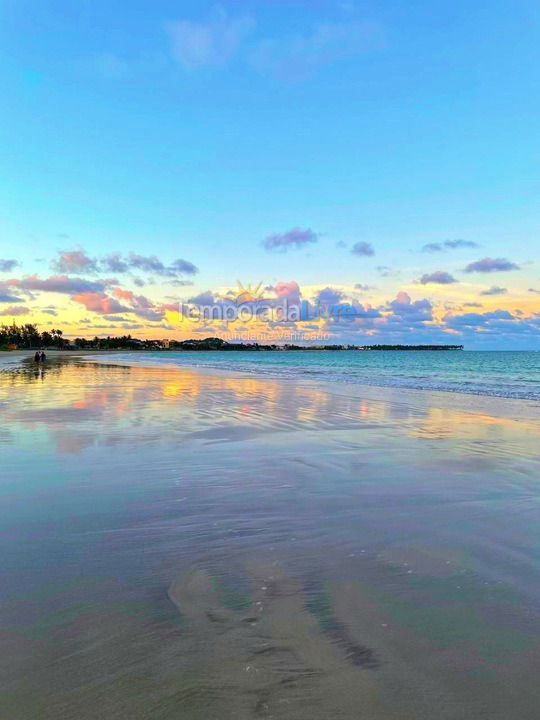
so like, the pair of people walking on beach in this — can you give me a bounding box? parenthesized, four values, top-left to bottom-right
(34, 350, 46, 363)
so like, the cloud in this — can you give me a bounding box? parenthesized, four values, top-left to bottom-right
(439, 307, 540, 346)
(445, 239, 478, 249)
(131, 308, 164, 321)
(170, 279, 195, 287)
(109, 287, 165, 320)
(377, 265, 398, 277)
(308, 287, 383, 332)
(98, 252, 198, 278)
(10, 275, 110, 294)
(112, 287, 137, 303)
(529, 288, 540, 294)
(274, 281, 301, 303)
(422, 243, 443, 253)
(351, 241, 374, 257)
(101, 253, 129, 273)
(465, 257, 519, 273)
(52, 249, 98, 274)
(71, 292, 129, 315)
(263, 227, 318, 252)
(354, 283, 376, 291)
(251, 20, 384, 81)
(0, 291, 24, 303)
(166, 7, 255, 69)
(315, 286, 345, 305)
(422, 239, 478, 252)
(59, 284, 164, 320)
(127, 252, 199, 277)
(419, 271, 457, 285)
(388, 291, 433, 323)
(102, 314, 128, 322)
(127, 253, 169, 274)
(133, 294, 154, 310)
(82, 320, 151, 333)
(445, 309, 514, 328)
(170, 258, 198, 275)
(480, 286, 507, 296)
(188, 291, 217, 306)
(0, 259, 19, 272)
(42, 309, 58, 316)
(0, 305, 30, 316)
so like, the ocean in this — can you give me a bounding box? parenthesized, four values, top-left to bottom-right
(90, 349, 540, 400)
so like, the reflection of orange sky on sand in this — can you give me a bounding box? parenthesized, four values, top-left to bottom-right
(410, 406, 540, 441)
(73, 391, 110, 410)
(1, 360, 539, 456)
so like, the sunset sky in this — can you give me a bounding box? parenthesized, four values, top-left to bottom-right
(1, 0, 539, 348)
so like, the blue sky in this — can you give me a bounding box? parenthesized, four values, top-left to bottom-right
(1, 0, 539, 347)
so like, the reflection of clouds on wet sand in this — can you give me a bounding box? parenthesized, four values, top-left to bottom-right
(2, 359, 540, 719)
(2, 360, 538, 459)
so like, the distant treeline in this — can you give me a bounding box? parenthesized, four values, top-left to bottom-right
(0, 323, 165, 350)
(164, 339, 464, 351)
(360, 344, 464, 351)
(1, 324, 463, 352)
(1, 323, 68, 349)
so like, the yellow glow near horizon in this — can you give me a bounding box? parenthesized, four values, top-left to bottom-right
(3, 281, 539, 343)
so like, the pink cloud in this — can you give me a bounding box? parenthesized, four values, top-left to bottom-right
(274, 281, 301, 303)
(52, 249, 97, 274)
(113, 287, 135, 302)
(113, 287, 154, 311)
(159, 303, 179, 313)
(71, 293, 129, 314)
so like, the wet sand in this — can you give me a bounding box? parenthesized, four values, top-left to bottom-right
(1, 357, 540, 719)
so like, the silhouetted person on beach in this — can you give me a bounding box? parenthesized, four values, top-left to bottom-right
(40, 350, 46, 362)
(34, 351, 40, 363)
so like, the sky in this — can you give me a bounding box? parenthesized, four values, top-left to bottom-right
(1, 0, 539, 348)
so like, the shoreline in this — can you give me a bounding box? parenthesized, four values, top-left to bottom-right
(85, 350, 540, 423)
(2, 348, 538, 424)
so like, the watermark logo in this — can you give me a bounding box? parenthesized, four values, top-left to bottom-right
(221, 281, 266, 305)
(179, 280, 366, 327)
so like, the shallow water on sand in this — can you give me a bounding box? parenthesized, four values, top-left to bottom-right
(1, 359, 540, 719)
(92, 349, 540, 400)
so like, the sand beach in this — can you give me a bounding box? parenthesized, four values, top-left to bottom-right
(1, 354, 540, 719)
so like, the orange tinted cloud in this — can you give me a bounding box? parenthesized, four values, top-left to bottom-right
(71, 292, 128, 314)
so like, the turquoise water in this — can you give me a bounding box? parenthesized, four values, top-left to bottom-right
(94, 350, 540, 400)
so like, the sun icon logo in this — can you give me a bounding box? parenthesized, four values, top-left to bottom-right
(223, 281, 266, 305)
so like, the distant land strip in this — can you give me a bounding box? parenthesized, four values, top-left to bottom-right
(1, 324, 463, 352)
